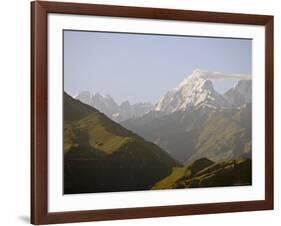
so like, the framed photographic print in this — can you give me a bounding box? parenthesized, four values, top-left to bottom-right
(31, 1, 274, 224)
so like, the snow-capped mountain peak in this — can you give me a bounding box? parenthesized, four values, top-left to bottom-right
(155, 69, 230, 112)
(74, 70, 251, 120)
(175, 69, 207, 90)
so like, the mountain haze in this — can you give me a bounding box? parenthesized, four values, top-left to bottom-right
(122, 104, 251, 163)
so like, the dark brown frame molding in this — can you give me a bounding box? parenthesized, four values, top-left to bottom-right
(31, 1, 274, 224)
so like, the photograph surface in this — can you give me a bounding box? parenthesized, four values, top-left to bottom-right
(63, 30, 252, 194)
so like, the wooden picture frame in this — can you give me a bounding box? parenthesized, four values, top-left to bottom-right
(31, 1, 274, 224)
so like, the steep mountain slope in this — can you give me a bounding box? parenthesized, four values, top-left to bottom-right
(153, 158, 252, 189)
(188, 103, 251, 163)
(155, 69, 231, 112)
(75, 91, 153, 122)
(122, 104, 251, 164)
(224, 80, 252, 107)
(122, 107, 208, 162)
(64, 92, 98, 121)
(63, 92, 178, 194)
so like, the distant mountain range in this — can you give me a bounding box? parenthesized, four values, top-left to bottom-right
(74, 91, 153, 122)
(64, 69, 252, 193)
(121, 69, 252, 163)
(74, 69, 251, 122)
(155, 69, 251, 112)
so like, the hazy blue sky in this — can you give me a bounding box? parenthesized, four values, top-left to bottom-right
(64, 30, 252, 104)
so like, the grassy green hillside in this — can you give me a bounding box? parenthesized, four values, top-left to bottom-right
(63, 92, 179, 194)
(153, 158, 252, 189)
(188, 104, 251, 163)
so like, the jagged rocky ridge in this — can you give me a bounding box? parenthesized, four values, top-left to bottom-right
(155, 69, 251, 112)
(121, 69, 252, 163)
(75, 91, 153, 122)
